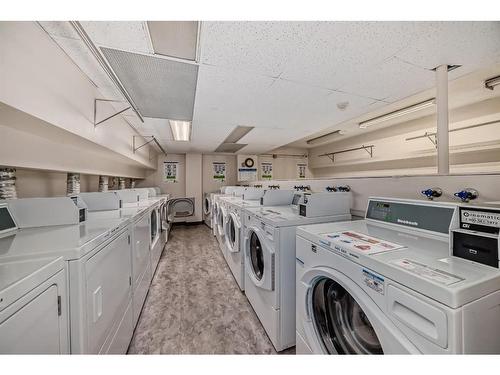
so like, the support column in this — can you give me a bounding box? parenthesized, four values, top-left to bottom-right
(436, 64, 450, 175)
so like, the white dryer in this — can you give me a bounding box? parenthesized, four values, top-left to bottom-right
(223, 189, 296, 290)
(243, 192, 352, 352)
(296, 197, 500, 354)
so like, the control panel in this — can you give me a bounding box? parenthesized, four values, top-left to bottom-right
(451, 206, 500, 268)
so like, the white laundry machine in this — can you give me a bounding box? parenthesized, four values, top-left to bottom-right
(223, 189, 296, 290)
(204, 193, 213, 229)
(0, 202, 69, 354)
(296, 197, 500, 354)
(80, 191, 153, 329)
(216, 187, 248, 251)
(0, 197, 133, 354)
(243, 192, 352, 351)
(210, 186, 240, 237)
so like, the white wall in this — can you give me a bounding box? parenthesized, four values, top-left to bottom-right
(186, 154, 203, 222)
(308, 97, 500, 177)
(138, 154, 186, 198)
(202, 154, 238, 194)
(0, 21, 156, 172)
(258, 147, 311, 180)
(249, 174, 500, 217)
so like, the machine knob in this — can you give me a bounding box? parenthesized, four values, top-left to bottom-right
(336, 185, 351, 192)
(454, 188, 478, 202)
(421, 188, 442, 200)
(325, 186, 337, 192)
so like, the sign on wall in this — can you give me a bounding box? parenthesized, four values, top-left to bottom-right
(212, 162, 226, 182)
(261, 162, 273, 180)
(164, 161, 179, 183)
(297, 163, 307, 179)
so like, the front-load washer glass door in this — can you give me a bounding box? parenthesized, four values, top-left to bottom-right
(151, 209, 158, 243)
(312, 277, 383, 354)
(225, 212, 240, 252)
(204, 196, 211, 215)
(249, 231, 264, 280)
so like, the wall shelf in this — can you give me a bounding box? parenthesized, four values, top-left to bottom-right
(319, 145, 374, 163)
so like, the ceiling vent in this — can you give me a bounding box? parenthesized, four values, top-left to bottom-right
(214, 143, 248, 153)
(101, 47, 198, 120)
(148, 21, 199, 61)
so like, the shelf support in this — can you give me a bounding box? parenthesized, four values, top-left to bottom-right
(133, 135, 167, 157)
(94, 99, 131, 127)
(319, 144, 374, 163)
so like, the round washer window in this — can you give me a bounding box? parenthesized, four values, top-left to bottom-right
(249, 231, 264, 280)
(311, 277, 383, 354)
(204, 198, 210, 214)
(228, 216, 236, 246)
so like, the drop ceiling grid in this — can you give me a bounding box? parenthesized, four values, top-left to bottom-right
(200, 21, 325, 78)
(394, 22, 500, 71)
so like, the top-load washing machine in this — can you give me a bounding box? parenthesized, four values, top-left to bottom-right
(223, 189, 297, 291)
(0, 196, 133, 354)
(243, 191, 352, 351)
(0, 201, 69, 354)
(296, 197, 500, 354)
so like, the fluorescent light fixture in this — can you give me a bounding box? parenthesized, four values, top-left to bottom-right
(169, 120, 192, 141)
(306, 130, 345, 146)
(485, 75, 500, 90)
(359, 99, 436, 129)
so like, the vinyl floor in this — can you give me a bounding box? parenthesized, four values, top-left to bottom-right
(128, 223, 295, 354)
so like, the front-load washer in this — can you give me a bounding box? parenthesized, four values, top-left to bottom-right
(204, 193, 212, 229)
(296, 197, 500, 354)
(243, 192, 352, 352)
(223, 189, 296, 290)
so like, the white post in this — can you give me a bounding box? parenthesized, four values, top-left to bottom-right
(436, 64, 450, 175)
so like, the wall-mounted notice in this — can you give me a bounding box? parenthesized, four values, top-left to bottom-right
(164, 161, 179, 183)
(238, 168, 257, 182)
(261, 162, 273, 180)
(213, 162, 226, 182)
(297, 163, 307, 179)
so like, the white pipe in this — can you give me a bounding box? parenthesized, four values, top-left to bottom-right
(436, 64, 450, 175)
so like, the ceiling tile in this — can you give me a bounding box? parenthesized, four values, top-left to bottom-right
(200, 21, 321, 77)
(338, 57, 436, 102)
(80, 21, 153, 54)
(396, 22, 500, 71)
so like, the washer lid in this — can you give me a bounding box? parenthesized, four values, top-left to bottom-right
(297, 220, 500, 309)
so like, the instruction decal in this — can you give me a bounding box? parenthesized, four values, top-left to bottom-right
(261, 162, 273, 180)
(297, 163, 307, 179)
(212, 162, 226, 182)
(362, 269, 385, 295)
(164, 161, 178, 183)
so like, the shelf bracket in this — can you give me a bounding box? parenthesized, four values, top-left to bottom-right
(425, 132, 438, 148)
(133, 135, 167, 157)
(319, 144, 374, 163)
(94, 99, 131, 127)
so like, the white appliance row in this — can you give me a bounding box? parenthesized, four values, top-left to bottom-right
(296, 197, 500, 354)
(212, 187, 353, 351)
(0, 187, 170, 354)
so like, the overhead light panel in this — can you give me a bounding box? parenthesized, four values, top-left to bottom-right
(359, 99, 436, 129)
(306, 130, 345, 146)
(224, 126, 254, 143)
(485, 75, 500, 90)
(169, 120, 192, 141)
